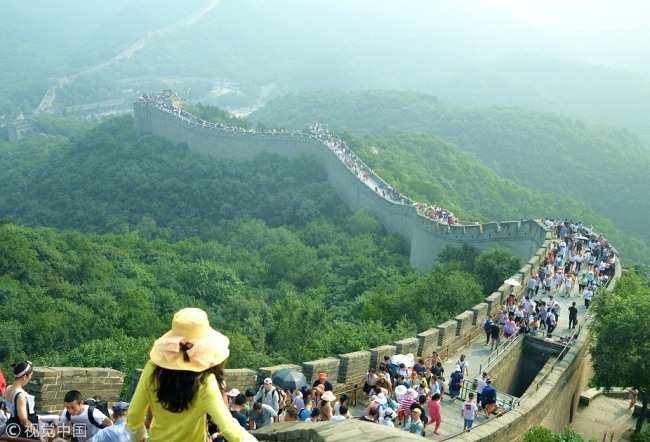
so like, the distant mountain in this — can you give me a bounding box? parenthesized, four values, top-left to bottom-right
(3, 0, 649, 147)
(250, 89, 650, 263)
(431, 54, 650, 142)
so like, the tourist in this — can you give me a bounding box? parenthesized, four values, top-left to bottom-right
(333, 393, 351, 418)
(482, 379, 497, 418)
(312, 373, 334, 392)
(404, 408, 424, 436)
(377, 407, 395, 427)
(126, 307, 256, 442)
(297, 398, 313, 421)
(490, 321, 501, 350)
(448, 365, 463, 401)
(359, 407, 378, 423)
(91, 401, 130, 442)
(427, 392, 442, 435)
(455, 354, 469, 377)
(60, 390, 113, 442)
(362, 368, 378, 397)
(568, 302, 578, 329)
(319, 391, 335, 421)
(326, 404, 344, 422)
(3, 361, 39, 439)
(461, 393, 479, 432)
(503, 317, 517, 339)
(484, 316, 494, 346)
(304, 407, 321, 423)
(476, 372, 488, 409)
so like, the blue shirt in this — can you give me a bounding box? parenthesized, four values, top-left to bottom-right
(89, 418, 129, 442)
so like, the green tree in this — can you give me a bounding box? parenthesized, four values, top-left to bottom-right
(474, 247, 521, 294)
(590, 271, 650, 434)
(522, 426, 596, 442)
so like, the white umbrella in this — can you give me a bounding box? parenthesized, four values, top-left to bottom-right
(575, 236, 589, 241)
(504, 278, 521, 286)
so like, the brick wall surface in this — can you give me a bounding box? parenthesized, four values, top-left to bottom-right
(454, 310, 474, 337)
(471, 303, 489, 325)
(437, 320, 457, 348)
(337, 351, 371, 390)
(302, 358, 340, 389)
(485, 293, 502, 316)
(27, 367, 124, 413)
(417, 328, 439, 359)
(394, 337, 420, 356)
(226, 368, 258, 393)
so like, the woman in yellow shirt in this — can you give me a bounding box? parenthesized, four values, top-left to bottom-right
(126, 308, 257, 442)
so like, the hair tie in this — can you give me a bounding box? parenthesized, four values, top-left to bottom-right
(179, 342, 194, 362)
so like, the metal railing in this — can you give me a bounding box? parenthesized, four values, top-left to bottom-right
(459, 378, 519, 410)
(477, 329, 521, 376)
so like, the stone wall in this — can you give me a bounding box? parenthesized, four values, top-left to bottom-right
(133, 101, 548, 272)
(26, 367, 124, 413)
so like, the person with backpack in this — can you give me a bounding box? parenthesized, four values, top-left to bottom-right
(448, 365, 463, 401)
(455, 355, 469, 377)
(253, 378, 282, 414)
(60, 390, 113, 441)
(297, 398, 313, 421)
(484, 317, 494, 346)
(481, 379, 497, 418)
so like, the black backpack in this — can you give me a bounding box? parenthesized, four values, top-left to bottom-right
(84, 397, 110, 418)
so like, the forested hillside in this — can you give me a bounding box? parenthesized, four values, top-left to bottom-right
(251, 90, 650, 264)
(1, 116, 518, 382)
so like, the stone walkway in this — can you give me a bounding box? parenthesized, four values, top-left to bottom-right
(571, 396, 636, 440)
(349, 280, 592, 440)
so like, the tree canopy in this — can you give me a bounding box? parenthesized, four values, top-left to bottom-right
(590, 269, 650, 434)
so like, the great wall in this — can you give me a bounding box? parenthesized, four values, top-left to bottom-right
(14, 93, 618, 442)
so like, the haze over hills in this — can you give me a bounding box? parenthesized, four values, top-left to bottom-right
(2, 0, 649, 143)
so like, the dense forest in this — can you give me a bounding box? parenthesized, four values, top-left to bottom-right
(0, 116, 524, 388)
(250, 90, 650, 264)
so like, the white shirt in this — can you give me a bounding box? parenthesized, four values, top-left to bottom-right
(59, 405, 108, 442)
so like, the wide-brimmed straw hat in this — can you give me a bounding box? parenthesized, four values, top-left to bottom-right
(322, 391, 336, 402)
(150, 308, 230, 372)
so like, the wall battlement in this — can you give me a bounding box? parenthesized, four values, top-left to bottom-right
(133, 100, 548, 271)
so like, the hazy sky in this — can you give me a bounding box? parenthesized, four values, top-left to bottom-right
(484, 0, 650, 74)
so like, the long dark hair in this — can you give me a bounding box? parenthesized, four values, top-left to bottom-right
(152, 362, 227, 413)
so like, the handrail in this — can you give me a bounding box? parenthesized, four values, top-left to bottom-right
(459, 378, 519, 410)
(334, 383, 361, 407)
(477, 330, 521, 377)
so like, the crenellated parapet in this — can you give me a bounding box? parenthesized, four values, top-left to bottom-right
(134, 97, 549, 271)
